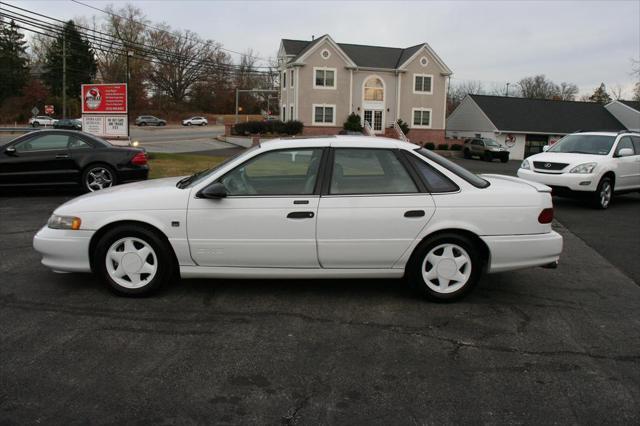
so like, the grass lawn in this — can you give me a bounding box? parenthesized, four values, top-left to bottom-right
(148, 153, 226, 179)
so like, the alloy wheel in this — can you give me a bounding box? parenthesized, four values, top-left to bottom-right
(105, 237, 158, 289)
(421, 243, 472, 294)
(600, 181, 612, 208)
(86, 167, 114, 192)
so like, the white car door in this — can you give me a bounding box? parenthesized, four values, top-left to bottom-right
(613, 136, 640, 190)
(317, 148, 436, 269)
(187, 147, 324, 268)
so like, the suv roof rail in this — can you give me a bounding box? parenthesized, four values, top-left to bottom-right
(572, 129, 633, 134)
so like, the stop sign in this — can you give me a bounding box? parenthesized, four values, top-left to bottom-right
(44, 105, 54, 115)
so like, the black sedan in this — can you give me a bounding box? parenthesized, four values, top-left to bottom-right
(0, 130, 149, 192)
(54, 118, 82, 130)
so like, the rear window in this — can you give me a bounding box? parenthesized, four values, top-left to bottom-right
(414, 148, 490, 188)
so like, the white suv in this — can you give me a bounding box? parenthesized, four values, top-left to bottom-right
(518, 131, 640, 209)
(29, 116, 58, 127)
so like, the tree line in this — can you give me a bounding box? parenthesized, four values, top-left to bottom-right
(0, 4, 277, 123)
(447, 73, 640, 115)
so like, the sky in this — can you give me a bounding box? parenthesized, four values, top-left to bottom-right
(4, 0, 640, 98)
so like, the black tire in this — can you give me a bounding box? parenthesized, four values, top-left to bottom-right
(463, 149, 471, 159)
(500, 157, 509, 163)
(32, 121, 40, 127)
(407, 233, 483, 302)
(483, 152, 493, 162)
(82, 164, 117, 193)
(140, 122, 147, 126)
(93, 224, 176, 296)
(186, 122, 192, 126)
(201, 122, 206, 126)
(592, 176, 614, 209)
(159, 122, 166, 126)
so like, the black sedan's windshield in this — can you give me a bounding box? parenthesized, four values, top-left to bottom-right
(548, 134, 616, 155)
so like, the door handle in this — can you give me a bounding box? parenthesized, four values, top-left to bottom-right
(55, 154, 69, 159)
(287, 211, 314, 219)
(404, 210, 425, 218)
(293, 200, 309, 205)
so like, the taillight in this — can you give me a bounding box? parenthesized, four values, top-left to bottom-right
(131, 152, 147, 166)
(538, 208, 554, 224)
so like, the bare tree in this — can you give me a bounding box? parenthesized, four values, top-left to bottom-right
(518, 75, 560, 99)
(610, 84, 624, 100)
(147, 26, 220, 104)
(557, 82, 579, 101)
(447, 80, 484, 114)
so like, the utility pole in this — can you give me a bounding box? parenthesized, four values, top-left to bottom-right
(506, 82, 510, 97)
(62, 30, 66, 119)
(126, 50, 133, 138)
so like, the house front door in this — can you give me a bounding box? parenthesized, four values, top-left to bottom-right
(363, 110, 384, 134)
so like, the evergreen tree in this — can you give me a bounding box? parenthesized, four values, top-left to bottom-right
(588, 83, 612, 104)
(0, 19, 29, 103)
(42, 20, 97, 102)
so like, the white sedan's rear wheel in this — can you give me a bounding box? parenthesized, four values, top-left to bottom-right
(94, 225, 176, 296)
(409, 233, 482, 301)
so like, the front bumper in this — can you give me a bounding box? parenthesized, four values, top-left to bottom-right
(481, 231, 563, 273)
(33, 226, 94, 273)
(517, 168, 598, 192)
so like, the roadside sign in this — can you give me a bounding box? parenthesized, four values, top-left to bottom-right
(31, 107, 39, 116)
(81, 83, 127, 114)
(45, 105, 54, 115)
(82, 115, 128, 138)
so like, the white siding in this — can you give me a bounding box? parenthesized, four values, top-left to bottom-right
(446, 96, 497, 133)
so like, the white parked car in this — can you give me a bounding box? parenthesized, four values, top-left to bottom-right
(33, 136, 562, 301)
(518, 131, 640, 209)
(29, 116, 58, 127)
(182, 116, 208, 126)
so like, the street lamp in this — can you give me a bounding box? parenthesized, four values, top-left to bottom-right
(126, 50, 133, 138)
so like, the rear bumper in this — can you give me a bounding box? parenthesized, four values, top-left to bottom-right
(116, 166, 149, 183)
(517, 169, 598, 192)
(482, 231, 563, 273)
(33, 226, 93, 273)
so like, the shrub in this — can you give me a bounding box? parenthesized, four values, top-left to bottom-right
(396, 118, 410, 135)
(424, 142, 435, 150)
(343, 113, 363, 132)
(450, 143, 462, 151)
(283, 120, 304, 135)
(233, 120, 265, 135)
(437, 143, 449, 150)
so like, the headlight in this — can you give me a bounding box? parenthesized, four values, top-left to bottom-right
(520, 159, 530, 170)
(569, 162, 597, 174)
(47, 214, 82, 230)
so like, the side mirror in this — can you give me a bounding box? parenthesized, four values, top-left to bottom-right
(4, 146, 16, 156)
(617, 148, 634, 157)
(197, 182, 227, 199)
(542, 145, 549, 152)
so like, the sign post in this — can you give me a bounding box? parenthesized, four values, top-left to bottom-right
(81, 83, 128, 141)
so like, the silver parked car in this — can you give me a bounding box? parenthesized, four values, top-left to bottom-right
(463, 137, 510, 163)
(182, 116, 208, 126)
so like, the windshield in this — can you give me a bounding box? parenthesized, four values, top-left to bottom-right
(547, 134, 615, 155)
(177, 145, 259, 188)
(483, 139, 500, 147)
(414, 148, 489, 188)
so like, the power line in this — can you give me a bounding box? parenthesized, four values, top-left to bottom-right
(0, 2, 276, 74)
(68, 0, 274, 64)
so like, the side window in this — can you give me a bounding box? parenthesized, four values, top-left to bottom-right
(220, 149, 322, 196)
(407, 154, 459, 193)
(631, 136, 640, 153)
(615, 137, 635, 156)
(69, 138, 91, 149)
(330, 149, 418, 195)
(14, 134, 70, 152)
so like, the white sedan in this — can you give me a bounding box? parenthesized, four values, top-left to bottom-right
(182, 116, 208, 126)
(33, 136, 562, 301)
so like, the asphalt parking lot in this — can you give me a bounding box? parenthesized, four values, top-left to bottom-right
(1, 158, 639, 424)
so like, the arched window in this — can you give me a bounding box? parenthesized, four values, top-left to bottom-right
(364, 77, 384, 102)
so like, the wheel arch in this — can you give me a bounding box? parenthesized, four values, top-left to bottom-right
(405, 228, 491, 275)
(88, 219, 179, 273)
(601, 170, 615, 186)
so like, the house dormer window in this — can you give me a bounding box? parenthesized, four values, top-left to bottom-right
(314, 67, 336, 89)
(364, 77, 384, 101)
(414, 74, 433, 94)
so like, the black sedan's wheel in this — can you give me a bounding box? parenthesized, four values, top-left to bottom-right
(408, 233, 482, 302)
(592, 176, 613, 209)
(463, 149, 471, 159)
(82, 164, 116, 192)
(94, 224, 175, 296)
(500, 156, 509, 163)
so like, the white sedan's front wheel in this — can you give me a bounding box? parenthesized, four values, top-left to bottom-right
(409, 233, 482, 301)
(94, 225, 176, 296)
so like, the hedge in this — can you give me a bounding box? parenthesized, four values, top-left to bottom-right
(233, 120, 303, 136)
(437, 144, 449, 150)
(424, 142, 435, 150)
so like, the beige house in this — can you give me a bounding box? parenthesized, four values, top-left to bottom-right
(277, 35, 452, 143)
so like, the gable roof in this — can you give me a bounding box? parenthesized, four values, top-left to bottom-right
(619, 100, 640, 112)
(280, 37, 449, 72)
(468, 95, 626, 134)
